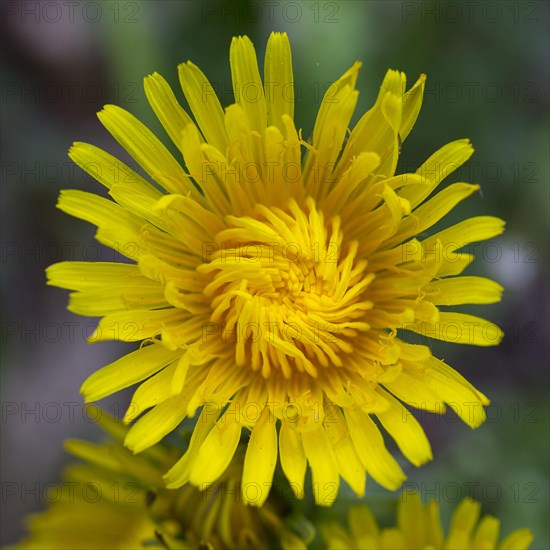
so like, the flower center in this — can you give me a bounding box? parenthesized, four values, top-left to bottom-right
(199, 198, 374, 379)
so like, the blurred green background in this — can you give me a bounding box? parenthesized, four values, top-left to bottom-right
(1, 0, 548, 547)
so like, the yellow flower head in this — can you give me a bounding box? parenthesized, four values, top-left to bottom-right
(16, 416, 312, 549)
(321, 491, 533, 550)
(47, 33, 505, 505)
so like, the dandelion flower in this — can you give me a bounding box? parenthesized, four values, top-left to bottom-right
(47, 32, 505, 506)
(16, 415, 312, 549)
(321, 491, 533, 549)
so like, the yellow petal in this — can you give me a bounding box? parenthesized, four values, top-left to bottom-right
(178, 61, 228, 152)
(67, 282, 167, 316)
(304, 62, 361, 199)
(279, 421, 307, 499)
(123, 361, 177, 423)
(446, 499, 481, 549)
(321, 152, 381, 218)
(164, 407, 219, 488)
(64, 439, 120, 471)
(125, 394, 189, 453)
(384, 370, 445, 413)
(379, 528, 408, 549)
(375, 389, 432, 467)
(472, 515, 500, 549)
(423, 216, 505, 252)
(498, 529, 534, 550)
(388, 183, 480, 247)
(97, 105, 194, 194)
(90, 309, 185, 342)
(435, 252, 475, 278)
(81, 344, 180, 402)
(346, 407, 406, 491)
(338, 69, 404, 180)
(302, 426, 340, 506)
(179, 123, 231, 216)
(397, 492, 426, 548)
(348, 505, 379, 540)
(144, 71, 196, 151)
(46, 261, 141, 290)
(108, 185, 171, 231)
(138, 254, 200, 289)
(153, 192, 224, 248)
(400, 74, 426, 141)
(323, 409, 366, 497)
(57, 190, 143, 259)
(424, 499, 444, 549)
(242, 406, 278, 506)
(189, 413, 242, 488)
(425, 276, 504, 306)
(408, 311, 503, 347)
(399, 138, 474, 208)
(230, 35, 267, 134)
(425, 357, 489, 428)
(69, 142, 161, 198)
(264, 32, 294, 128)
